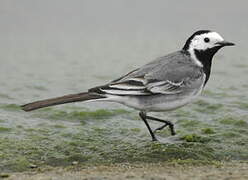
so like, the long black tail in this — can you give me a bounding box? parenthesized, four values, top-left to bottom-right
(21, 92, 103, 111)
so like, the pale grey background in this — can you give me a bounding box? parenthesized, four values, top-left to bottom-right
(0, 0, 246, 105)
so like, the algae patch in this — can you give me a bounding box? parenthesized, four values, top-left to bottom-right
(181, 134, 211, 143)
(194, 100, 224, 113)
(34, 108, 129, 121)
(201, 128, 215, 134)
(218, 115, 248, 127)
(0, 104, 21, 111)
(0, 127, 11, 132)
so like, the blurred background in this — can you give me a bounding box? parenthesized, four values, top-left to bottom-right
(0, 0, 247, 173)
(0, 0, 246, 103)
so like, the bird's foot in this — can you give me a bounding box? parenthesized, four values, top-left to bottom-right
(153, 122, 176, 136)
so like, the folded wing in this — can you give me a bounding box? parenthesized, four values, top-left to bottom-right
(89, 51, 204, 96)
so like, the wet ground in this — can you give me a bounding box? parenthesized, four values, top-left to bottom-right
(0, 0, 247, 178)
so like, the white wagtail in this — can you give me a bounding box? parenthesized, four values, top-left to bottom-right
(22, 30, 235, 141)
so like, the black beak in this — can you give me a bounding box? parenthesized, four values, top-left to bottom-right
(216, 41, 235, 47)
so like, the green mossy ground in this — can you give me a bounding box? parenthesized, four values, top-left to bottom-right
(0, 99, 248, 173)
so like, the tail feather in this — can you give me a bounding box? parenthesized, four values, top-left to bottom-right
(21, 92, 103, 112)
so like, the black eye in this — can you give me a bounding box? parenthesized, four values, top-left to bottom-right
(204, 37, 210, 43)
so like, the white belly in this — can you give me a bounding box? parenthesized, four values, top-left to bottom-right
(98, 75, 205, 112)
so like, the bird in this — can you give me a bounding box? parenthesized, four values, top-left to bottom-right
(21, 30, 235, 141)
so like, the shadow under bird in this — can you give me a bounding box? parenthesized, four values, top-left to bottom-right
(22, 30, 235, 141)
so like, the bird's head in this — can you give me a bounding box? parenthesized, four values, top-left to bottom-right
(183, 30, 235, 52)
(182, 30, 235, 67)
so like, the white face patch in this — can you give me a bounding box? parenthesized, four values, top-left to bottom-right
(189, 32, 224, 51)
(188, 32, 225, 67)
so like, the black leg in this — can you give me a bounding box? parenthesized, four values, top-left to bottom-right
(139, 111, 158, 141)
(145, 115, 176, 136)
(153, 124, 169, 132)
